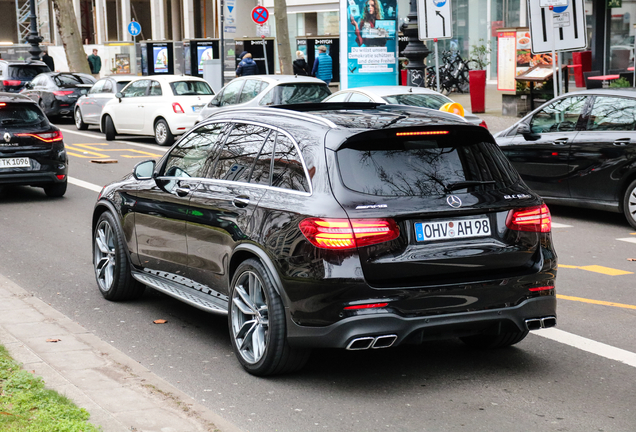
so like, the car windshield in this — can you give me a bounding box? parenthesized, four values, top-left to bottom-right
(7, 66, 49, 79)
(170, 81, 214, 96)
(0, 103, 47, 128)
(53, 74, 95, 87)
(116, 81, 131, 92)
(261, 84, 331, 105)
(336, 136, 517, 197)
(382, 93, 451, 110)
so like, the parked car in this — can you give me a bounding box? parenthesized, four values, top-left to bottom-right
(196, 75, 331, 122)
(91, 102, 557, 376)
(74, 75, 135, 130)
(494, 88, 636, 228)
(0, 60, 50, 93)
(323, 85, 488, 128)
(100, 75, 215, 146)
(21, 72, 96, 119)
(0, 92, 67, 196)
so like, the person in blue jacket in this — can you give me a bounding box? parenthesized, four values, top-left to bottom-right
(236, 53, 259, 77)
(311, 46, 333, 85)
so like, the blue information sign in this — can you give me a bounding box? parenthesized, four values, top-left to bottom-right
(128, 21, 141, 37)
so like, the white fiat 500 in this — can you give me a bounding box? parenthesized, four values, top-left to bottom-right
(100, 75, 215, 146)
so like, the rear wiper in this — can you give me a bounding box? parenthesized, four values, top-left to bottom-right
(445, 180, 496, 192)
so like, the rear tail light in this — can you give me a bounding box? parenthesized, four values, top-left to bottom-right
(299, 218, 400, 250)
(56, 174, 66, 181)
(344, 302, 389, 310)
(506, 204, 551, 233)
(16, 130, 63, 143)
(52, 90, 74, 96)
(172, 102, 185, 113)
(3, 80, 21, 86)
(479, 120, 488, 129)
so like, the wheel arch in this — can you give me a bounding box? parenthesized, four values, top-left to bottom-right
(100, 113, 116, 134)
(618, 169, 636, 212)
(92, 200, 137, 266)
(229, 244, 288, 306)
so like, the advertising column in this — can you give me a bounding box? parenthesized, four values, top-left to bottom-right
(340, 0, 399, 89)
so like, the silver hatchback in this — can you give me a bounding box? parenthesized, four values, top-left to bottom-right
(75, 75, 136, 130)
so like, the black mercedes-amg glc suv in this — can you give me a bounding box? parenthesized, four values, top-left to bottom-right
(92, 103, 557, 376)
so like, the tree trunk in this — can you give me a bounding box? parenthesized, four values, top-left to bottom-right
(274, 0, 292, 75)
(51, 0, 91, 74)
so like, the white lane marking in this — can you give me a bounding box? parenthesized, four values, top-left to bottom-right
(58, 127, 167, 153)
(535, 328, 636, 368)
(617, 237, 636, 244)
(68, 176, 102, 193)
(552, 222, 573, 228)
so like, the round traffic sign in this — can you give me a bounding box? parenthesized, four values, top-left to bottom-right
(432, 0, 447, 6)
(128, 21, 141, 37)
(553, 1, 568, 13)
(251, 6, 269, 24)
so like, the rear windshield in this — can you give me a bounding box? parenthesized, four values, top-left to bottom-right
(170, 81, 214, 96)
(53, 74, 95, 87)
(336, 136, 518, 197)
(259, 84, 331, 105)
(382, 94, 451, 109)
(7, 66, 49, 79)
(0, 104, 47, 128)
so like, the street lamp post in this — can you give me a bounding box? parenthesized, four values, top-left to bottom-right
(26, 0, 43, 61)
(400, 0, 430, 87)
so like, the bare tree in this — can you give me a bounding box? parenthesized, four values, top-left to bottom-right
(51, 0, 91, 74)
(274, 0, 292, 75)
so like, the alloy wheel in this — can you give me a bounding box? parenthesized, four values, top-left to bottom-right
(231, 271, 269, 364)
(94, 220, 116, 291)
(155, 122, 167, 144)
(628, 187, 636, 224)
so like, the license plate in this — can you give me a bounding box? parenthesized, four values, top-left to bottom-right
(415, 217, 491, 242)
(192, 105, 203, 112)
(0, 157, 30, 168)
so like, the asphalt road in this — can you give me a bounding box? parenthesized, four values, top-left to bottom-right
(0, 120, 635, 432)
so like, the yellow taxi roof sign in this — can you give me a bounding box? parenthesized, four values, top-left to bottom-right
(439, 102, 465, 118)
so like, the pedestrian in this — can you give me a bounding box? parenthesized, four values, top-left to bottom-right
(87, 49, 102, 78)
(236, 53, 259, 77)
(293, 51, 311, 76)
(41, 48, 54, 71)
(312, 46, 333, 85)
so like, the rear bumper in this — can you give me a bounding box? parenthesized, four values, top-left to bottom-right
(286, 295, 556, 349)
(0, 171, 64, 186)
(168, 114, 199, 135)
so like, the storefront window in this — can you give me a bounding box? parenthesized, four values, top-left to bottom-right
(608, 3, 635, 71)
(318, 11, 339, 35)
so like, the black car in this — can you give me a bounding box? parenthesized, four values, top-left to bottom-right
(92, 103, 557, 376)
(495, 88, 636, 228)
(0, 92, 68, 196)
(21, 72, 96, 118)
(0, 60, 50, 93)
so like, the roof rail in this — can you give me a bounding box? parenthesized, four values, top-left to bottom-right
(207, 106, 338, 129)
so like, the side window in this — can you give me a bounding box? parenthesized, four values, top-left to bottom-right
(349, 93, 371, 102)
(102, 80, 114, 93)
(149, 80, 162, 96)
(219, 80, 243, 106)
(89, 80, 105, 94)
(163, 123, 225, 179)
(251, 131, 275, 186)
(529, 96, 587, 134)
(209, 123, 269, 182)
(272, 133, 309, 192)
(238, 79, 263, 103)
(121, 80, 150, 97)
(326, 92, 350, 102)
(30, 76, 43, 86)
(586, 97, 636, 132)
(259, 88, 274, 105)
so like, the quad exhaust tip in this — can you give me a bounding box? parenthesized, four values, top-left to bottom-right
(346, 334, 398, 351)
(525, 316, 557, 331)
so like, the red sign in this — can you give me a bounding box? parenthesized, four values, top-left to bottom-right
(251, 6, 269, 24)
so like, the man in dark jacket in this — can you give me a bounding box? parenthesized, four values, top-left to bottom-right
(41, 48, 54, 71)
(236, 53, 259, 77)
(87, 49, 102, 78)
(293, 51, 311, 76)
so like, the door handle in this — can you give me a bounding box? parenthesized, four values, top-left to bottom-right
(233, 196, 250, 208)
(551, 138, 569, 145)
(138, 105, 144, 108)
(613, 138, 631, 146)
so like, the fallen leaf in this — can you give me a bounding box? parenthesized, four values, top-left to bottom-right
(153, 319, 168, 324)
(0, 412, 14, 416)
(628, 258, 636, 261)
(46, 338, 61, 343)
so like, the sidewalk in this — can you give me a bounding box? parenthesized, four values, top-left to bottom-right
(0, 273, 242, 432)
(450, 82, 519, 134)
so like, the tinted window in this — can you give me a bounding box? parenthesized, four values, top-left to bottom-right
(149, 80, 162, 96)
(210, 123, 269, 182)
(251, 131, 275, 186)
(259, 84, 331, 106)
(349, 93, 372, 102)
(219, 80, 243, 106)
(586, 96, 636, 131)
(122, 80, 149, 97)
(238, 79, 263, 103)
(0, 103, 47, 128)
(170, 80, 213, 96)
(530, 96, 587, 134)
(163, 123, 225, 178)
(53, 74, 95, 87)
(272, 134, 309, 192)
(336, 137, 517, 197)
(382, 93, 451, 109)
(115, 81, 130, 92)
(8, 66, 49, 79)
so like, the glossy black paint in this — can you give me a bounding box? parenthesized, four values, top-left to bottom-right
(0, 60, 50, 93)
(21, 72, 96, 118)
(94, 105, 557, 349)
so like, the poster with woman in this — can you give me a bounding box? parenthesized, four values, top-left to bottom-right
(340, 0, 398, 88)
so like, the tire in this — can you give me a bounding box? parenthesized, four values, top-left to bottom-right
(460, 329, 529, 349)
(93, 211, 145, 301)
(104, 115, 116, 141)
(228, 259, 310, 376)
(154, 119, 174, 146)
(75, 108, 88, 130)
(43, 179, 67, 197)
(623, 179, 636, 229)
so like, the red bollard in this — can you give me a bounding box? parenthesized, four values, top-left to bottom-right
(469, 70, 486, 113)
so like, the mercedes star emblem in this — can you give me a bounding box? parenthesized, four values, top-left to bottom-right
(447, 195, 462, 208)
(3, 133, 10, 143)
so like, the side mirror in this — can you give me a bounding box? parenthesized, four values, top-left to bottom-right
(517, 122, 539, 141)
(115, 92, 123, 101)
(133, 160, 156, 181)
(208, 98, 220, 107)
